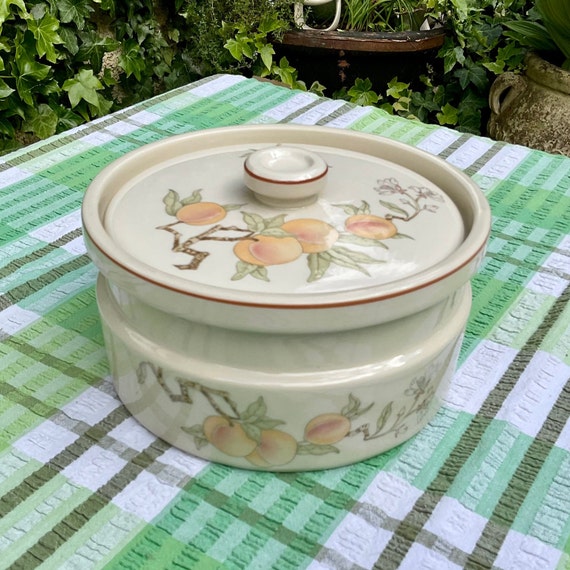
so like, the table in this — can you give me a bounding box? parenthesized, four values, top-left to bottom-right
(1, 74, 569, 570)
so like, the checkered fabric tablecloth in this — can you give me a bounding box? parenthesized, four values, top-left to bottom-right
(1, 74, 570, 570)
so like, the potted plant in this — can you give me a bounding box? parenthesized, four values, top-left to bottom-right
(487, 0, 570, 155)
(274, 0, 446, 94)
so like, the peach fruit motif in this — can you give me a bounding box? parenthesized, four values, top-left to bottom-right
(246, 429, 298, 467)
(304, 413, 351, 445)
(281, 218, 339, 253)
(176, 202, 227, 225)
(233, 235, 303, 266)
(345, 214, 397, 240)
(202, 415, 257, 457)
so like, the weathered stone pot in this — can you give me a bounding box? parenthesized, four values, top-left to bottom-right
(488, 52, 570, 157)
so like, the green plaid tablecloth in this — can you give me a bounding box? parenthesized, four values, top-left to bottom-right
(1, 74, 570, 570)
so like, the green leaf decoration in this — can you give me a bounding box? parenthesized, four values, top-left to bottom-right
(391, 232, 414, 240)
(242, 396, 267, 421)
(378, 199, 408, 218)
(357, 201, 371, 215)
(62, 69, 102, 108)
(180, 189, 203, 206)
(241, 422, 262, 444)
(251, 265, 269, 282)
(376, 402, 393, 432)
(242, 212, 266, 233)
(27, 13, 63, 63)
(163, 189, 183, 216)
(333, 203, 360, 216)
(181, 424, 205, 437)
(260, 227, 290, 238)
(253, 418, 286, 430)
(297, 443, 340, 455)
(341, 393, 361, 417)
(232, 261, 269, 282)
(223, 203, 243, 212)
(264, 214, 287, 229)
(307, 252, 331, 282)
(338, 234, 389, 249)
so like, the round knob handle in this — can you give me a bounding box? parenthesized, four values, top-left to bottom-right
(244, 145, 328, 208)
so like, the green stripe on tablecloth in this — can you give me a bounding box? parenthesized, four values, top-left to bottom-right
(510, 446, 570, 549)
(107, 459, 387, 569)
(542, 300, 570, 365)
(0, 404, 131, 516)
(372, 281, 570, 569)
(466, 374, 570, 566)
(6, 433, 170, 569)
(446, 421, 533, 517)
(0, 255, 92, 311)
(1, 477, 93, 568)
(0, 229, 83, 281)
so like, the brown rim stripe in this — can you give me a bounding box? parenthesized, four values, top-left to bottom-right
(84, 225, 490, 310)
(372, 280, 570, 569)
(243, 162, 328, 185)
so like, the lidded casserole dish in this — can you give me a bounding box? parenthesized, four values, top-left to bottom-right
(82, 125, 490, 470)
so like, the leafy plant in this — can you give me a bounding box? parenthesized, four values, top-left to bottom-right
(504, 0, 570, 69)
(0, 0, 198, 153)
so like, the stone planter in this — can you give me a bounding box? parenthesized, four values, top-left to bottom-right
(487, 52, 570, 157)
(274, 29, 445, 95)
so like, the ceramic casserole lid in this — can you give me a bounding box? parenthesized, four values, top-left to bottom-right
(82, 125, 490, 332)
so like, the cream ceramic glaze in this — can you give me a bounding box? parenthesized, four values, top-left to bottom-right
(97, 275, 471, 471)
(82, 125, 490, 334)
(244, 146, 329, 207)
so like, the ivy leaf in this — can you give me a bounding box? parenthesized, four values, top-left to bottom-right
(57, 0, 94, 30)
(59, 26, 79, 55)
(63, 69, 102, 108)
(163, 189, 183, 216)
(0, 77, 14, 98)
(119, 38, 146, 81)
(0, 0, 27, 26)
(437, 103, 459, 126)
(13, 51, 51, 106)
(258, 43, 274, 72)
(76, 30, 121, 74)
(27, 12, 63, 63)
(22, 103, 58, 139)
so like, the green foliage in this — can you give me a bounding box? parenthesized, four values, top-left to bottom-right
(505, 0, 570, 69)
(0, 0, 197, 153)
